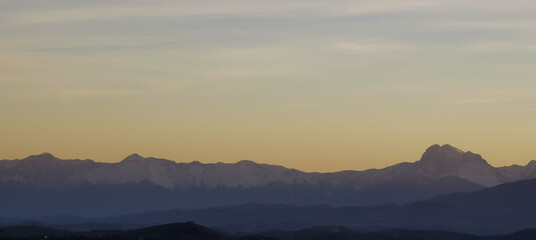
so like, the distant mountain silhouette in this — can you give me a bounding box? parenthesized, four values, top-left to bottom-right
(0, 144, 535, 216)
(75, 178, 536, 235)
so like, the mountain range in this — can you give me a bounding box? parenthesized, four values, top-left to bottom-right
(1, 144, 535, 217)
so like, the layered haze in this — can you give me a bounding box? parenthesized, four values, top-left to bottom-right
(1, 0, 536, 171)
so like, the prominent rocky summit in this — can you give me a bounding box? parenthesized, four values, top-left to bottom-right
(0, 144, 534, 216)
(411, 144, 503, 186)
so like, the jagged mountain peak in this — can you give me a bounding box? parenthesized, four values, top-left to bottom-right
(420, 144, 488, 165)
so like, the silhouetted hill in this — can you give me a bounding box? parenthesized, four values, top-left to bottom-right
(493, 229, 536, 240)
(413, 178, 536, 234)
(260, 227, 536, 240)
(86, 178, 536, 235)
(266, 227, 484, 240)
(120, 222, 227, 240)
(430, 178, 536, 209)
(3, 223, 536, 240)
(4, 176, 532, 235)
(0, 225, 70, 238)
(0, 222, 272, 240)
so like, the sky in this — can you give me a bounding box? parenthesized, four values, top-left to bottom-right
(1, 0, 535, 172)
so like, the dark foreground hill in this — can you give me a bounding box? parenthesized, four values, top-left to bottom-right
(2, 223, 536, 240)
(267, 227, 536, 240)
(0, 222, 271, 240)
(0, 225, 70, 238)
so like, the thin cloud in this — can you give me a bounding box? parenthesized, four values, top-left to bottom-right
(453, 99, 496, 104)
(3, 0, 535, 28)
(440, 20, 536, 30)
(332, 40, 410, 54)
(454, 41, 536, 54)
(3, 88, 145, 99)
(58, 88, 144, 97)
(0, 0, 448, 26)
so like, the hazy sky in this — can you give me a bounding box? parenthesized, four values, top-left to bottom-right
(1, 0, 535, 172)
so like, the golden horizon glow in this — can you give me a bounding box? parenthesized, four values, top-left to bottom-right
(1, 0, 535, 172)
